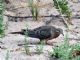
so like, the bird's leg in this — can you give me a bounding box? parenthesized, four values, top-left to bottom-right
(46, 41, 53, 46)
(42, 39, 51, 45)
(43, 39, 53, 46)
(39, 40, 45, 45)
(39, 39, 52, 45)
(45, 40, 48, 44)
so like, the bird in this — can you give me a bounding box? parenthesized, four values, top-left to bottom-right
(10, 26, 64, 44)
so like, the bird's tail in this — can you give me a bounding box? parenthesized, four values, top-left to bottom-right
(10, 29, 26, 35)
(10, 29, 35, 36)
(10, 31, 24, 35)
(10, 29, 37, 38)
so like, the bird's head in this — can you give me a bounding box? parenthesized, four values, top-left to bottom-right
(57, 28, 64, 36)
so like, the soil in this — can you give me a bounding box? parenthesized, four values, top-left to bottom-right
(0, 0, 80, 60)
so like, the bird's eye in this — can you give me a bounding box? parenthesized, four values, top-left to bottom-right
(56, 31, 59, 32)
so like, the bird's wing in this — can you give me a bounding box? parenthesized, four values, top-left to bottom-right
(35, 28, 51, 39)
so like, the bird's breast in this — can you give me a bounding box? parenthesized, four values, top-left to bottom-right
(50, 32, 60, 39)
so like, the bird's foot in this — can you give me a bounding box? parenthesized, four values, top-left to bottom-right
(46, 41, 57, 46)
(46, 40, 58, 46)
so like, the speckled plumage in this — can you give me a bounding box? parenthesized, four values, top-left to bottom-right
(11, 26, 64, 40)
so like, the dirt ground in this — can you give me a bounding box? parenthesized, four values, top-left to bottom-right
(0, 0, 80, 60)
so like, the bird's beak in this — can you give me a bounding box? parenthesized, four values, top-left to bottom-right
(62, 33, 64, 36)
(60, 31, 64, 36)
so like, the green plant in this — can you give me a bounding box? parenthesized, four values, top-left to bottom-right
(36, 41, 44, 55)
(0, 0, 5, 37)
(29, 0, 39, 20)
(53, 0, 71, 17)
(53, 0, 72, 28)
(71, 43, 80, 58)
(72, 56, 80, 60)
(73, 43, 80, 51)
(50, 32, 80, 60)
(50, 32, 74, 60)
(24, 24, 30, 55)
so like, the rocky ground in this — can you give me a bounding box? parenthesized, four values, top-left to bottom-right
(0, 0, 80, 60)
